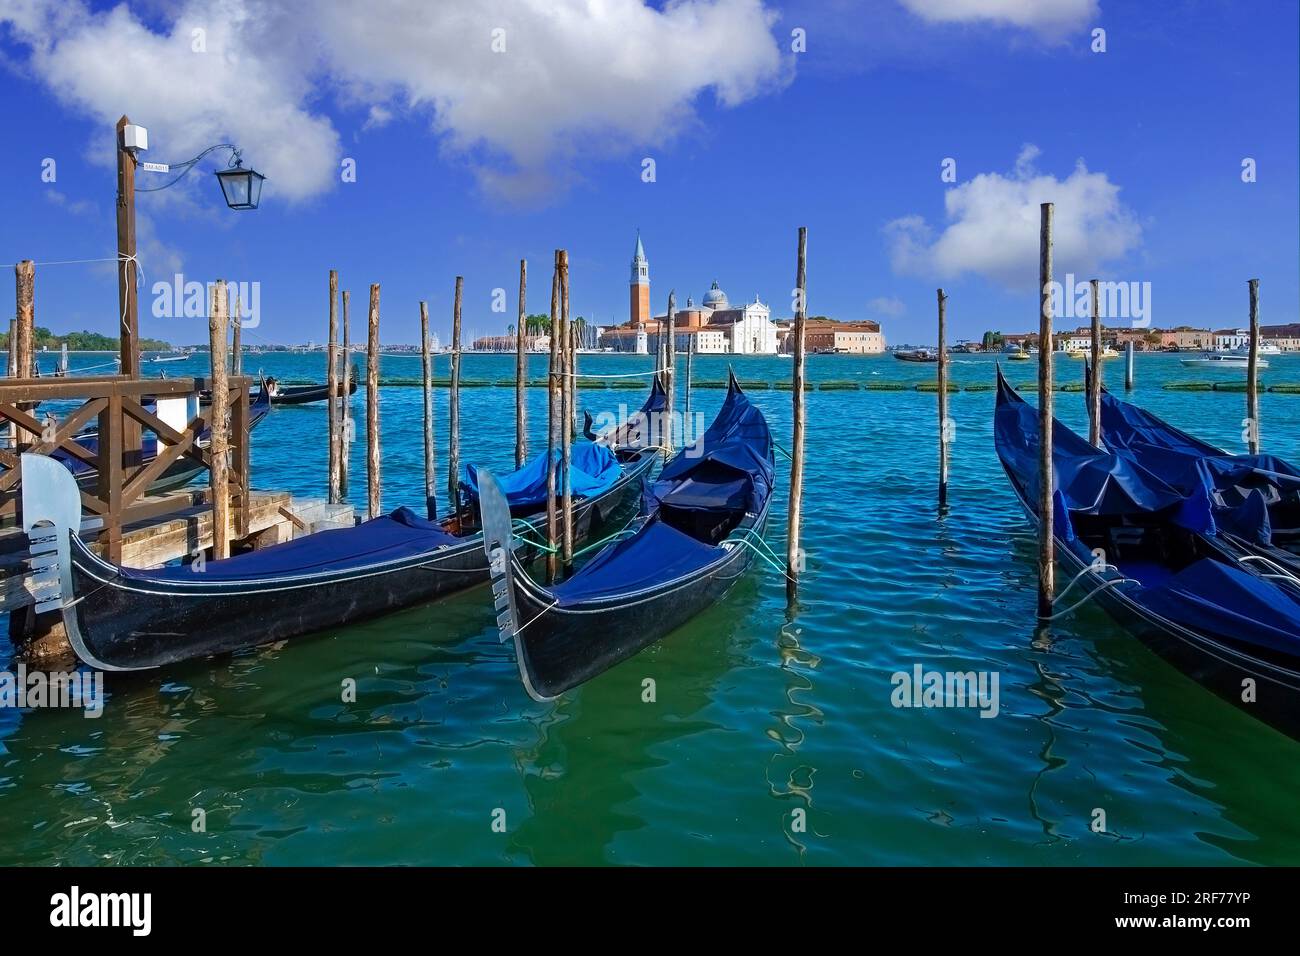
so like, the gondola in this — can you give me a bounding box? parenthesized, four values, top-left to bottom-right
(265, 364, 358, 406)
(19, 382, 661, 672)
(1099, 389, 1300, 566)
(478, 371, 774, 700)
(993, 366, 1300, 738)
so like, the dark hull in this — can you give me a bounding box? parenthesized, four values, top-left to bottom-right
(507, 498, 770, 700)
(271, 378, 358, 406)
(64, 448, 655, 670)
(1002, 465, 1300, 739)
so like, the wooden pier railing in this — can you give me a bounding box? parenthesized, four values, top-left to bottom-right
(0, 374, 251, 562)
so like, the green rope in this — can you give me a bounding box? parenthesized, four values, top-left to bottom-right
(772, 440, 794, 462)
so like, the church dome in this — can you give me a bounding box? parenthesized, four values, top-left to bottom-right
(702, 281, 728, 309)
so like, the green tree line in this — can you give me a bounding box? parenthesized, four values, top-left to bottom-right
(0, 326, 172, 352)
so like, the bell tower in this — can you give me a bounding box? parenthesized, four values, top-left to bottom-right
(629, 231, 649, 326)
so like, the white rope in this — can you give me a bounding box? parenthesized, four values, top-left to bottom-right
(1042, 576, 1142, 621)
(1238, 553, 1300, 586)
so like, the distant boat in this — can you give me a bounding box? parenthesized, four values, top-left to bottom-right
(1229, 343, 1280, 356)
(1180, 352, 1267, 370)
(1007, 349, 1031, 361)
(1068, 346, 1120, 359)
(147, 353, 190, 364)
(893, 348, 938, 363)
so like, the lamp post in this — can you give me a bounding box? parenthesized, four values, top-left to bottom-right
(115, 114, 265, 377)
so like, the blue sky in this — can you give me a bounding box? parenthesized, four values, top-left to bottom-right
(1, 0, 1296, 347)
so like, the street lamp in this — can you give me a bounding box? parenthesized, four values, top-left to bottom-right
(214, 161, 266, 211)
(116, 114, 265, 380)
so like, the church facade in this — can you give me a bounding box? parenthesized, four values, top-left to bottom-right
(599, 236, 780, 354)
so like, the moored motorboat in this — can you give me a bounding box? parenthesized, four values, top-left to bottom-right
(1179, 352, 1266, 370)
(894, 348, 938, 363)
(479, 371, 775, 700)
(994, 366, 1300, 738)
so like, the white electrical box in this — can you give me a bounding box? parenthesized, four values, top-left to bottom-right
(154, 395, 188, 449)
(122, 124, 149, 152)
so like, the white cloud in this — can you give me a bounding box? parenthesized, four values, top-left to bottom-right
(3, 0, 790, 203)
(898, 0, 1099, 36)
(867, 296, 906, 317)
(5, 0, 340, 202)
(884, 145, 1141, 289)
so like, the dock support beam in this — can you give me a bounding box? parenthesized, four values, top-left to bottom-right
(1037, 203, 1056, 619)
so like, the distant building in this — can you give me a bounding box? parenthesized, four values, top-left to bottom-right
(1213, 328, 1251, 350)
(600, 236, 780, 353)
(1263, 323, 1300, 350)
(780, 318, 885, 354)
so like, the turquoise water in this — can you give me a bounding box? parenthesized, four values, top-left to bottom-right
(2, 350, 1300, 865)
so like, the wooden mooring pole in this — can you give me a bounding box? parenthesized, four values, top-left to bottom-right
(1088, 278, 1101, 447)
(232, 293, 243, 377)
(449, 277, 464, 522)
(1247, 278, 1261, 454)
(937, 288, 949, 509)
(420, 300, 436, 519)
(684, 329, 694, 426)
(327, 270, 341, 504)
(208, 279, 231, 560)
(1125, 340, 1135, 391)
(664, 290, 676, 457)
(366, 283, 382, 520)
(516, 259, 528, 469)
(786, 227, 808, 604)
(546, 256, 561, 583)
(1037, 203, 1056, 619)
(15, 261, 34, 379)
(559, 252, 574, 571)
(341, 290, 351, 498)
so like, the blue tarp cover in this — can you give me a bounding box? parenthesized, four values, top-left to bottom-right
(130, 506, 459, 581)
(1141, 557, 1300, 656)
(651, 376, 774, 513)
(551, 376, 773, 605)
(1101, 390, 1300, 545)
(463, 442, 620, 509)
(550, 518, 725, 602)
(994, 372, 1214, 535)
